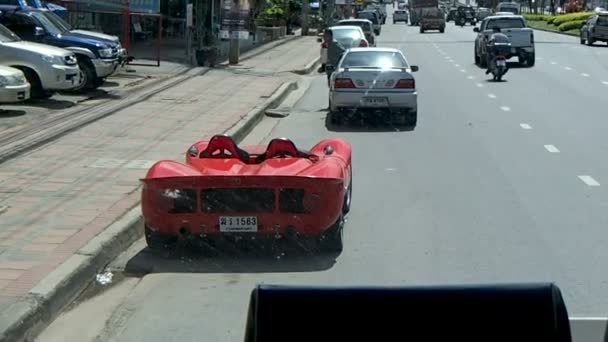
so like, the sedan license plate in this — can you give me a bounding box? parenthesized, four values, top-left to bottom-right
(219, 216, 258, 232)
(361, 97, 388, 107)
(497, 60, 506, 67)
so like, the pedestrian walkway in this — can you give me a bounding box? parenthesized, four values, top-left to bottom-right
(0, 35, 318, 332)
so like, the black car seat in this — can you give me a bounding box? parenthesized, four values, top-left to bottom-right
(199, 134, 249, 163)
(244, 283, 572, 342)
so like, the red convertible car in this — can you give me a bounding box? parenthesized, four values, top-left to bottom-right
(141, 135, 352, 253)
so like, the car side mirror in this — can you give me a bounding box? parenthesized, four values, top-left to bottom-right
(34, 26, 45, 37)
(473, 27, 480, 32)
(410, 65, 419, 72)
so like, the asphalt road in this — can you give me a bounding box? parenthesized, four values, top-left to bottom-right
(38, 15, 608, 342)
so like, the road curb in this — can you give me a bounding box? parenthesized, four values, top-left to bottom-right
(293, 57, 321, 75)
(529, 25, 579, 37)
(0, 80, 298, 342)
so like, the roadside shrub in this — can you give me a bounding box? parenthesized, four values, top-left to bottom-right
(558, 19, 585, 31)
(552, 12, 593, 26)
(524, 14, 547, 21)
(547, 16, 556, 24)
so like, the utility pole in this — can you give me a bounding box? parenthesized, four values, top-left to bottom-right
(302, 0, 310, 35)
(228, 0, 240, 64)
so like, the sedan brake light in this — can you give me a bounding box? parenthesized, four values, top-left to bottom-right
(334, 78, 356, 88)
(359, 39, 369, 47)
(395, 79, 415, 89)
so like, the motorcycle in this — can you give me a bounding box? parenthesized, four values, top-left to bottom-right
(488, 42, 511, 82)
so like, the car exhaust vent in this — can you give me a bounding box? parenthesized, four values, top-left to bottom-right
(279, 188, 306, 213)
(202, 188, 275, 213)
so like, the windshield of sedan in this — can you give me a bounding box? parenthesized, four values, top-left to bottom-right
(357, 12, 378, 24)
(332, 28, 364, 40)
(0, 24, 20, 42)
(30, 11, 65, 35)
(339, 21, 372, 33)
(485, 18, 525, 29)
(341, 51, 409, 69)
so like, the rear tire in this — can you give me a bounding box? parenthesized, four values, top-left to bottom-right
(145, 226, 177, 252)
(586, 37, 594, 46)
(526, 53, 535, 67)
(440, 28, 445, 33)
(342, 171, 352, 215)
(318, 215, 344, 253)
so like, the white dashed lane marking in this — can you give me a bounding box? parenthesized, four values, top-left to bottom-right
(488, 93, 496, 99)
(520, 123, 532, 130)
(544, 145, 560, 153)
(551, 61, 557, 65)
(476, 83, 484, 87)
(454, 64, 461, 67)
(460, 69, 466, 72)
(602, 81, 608, 85)
(500, 106, 511, 112)
(467, 75, 474, 79)
(578, 175, 600, 187)
(581, 73, 590, 77)
(565, 66, 573, 71)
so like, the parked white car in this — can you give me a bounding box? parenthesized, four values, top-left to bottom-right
(0, 23, 81, 98)
(328, 47, 419, 127)
(0, 65, 30, 103)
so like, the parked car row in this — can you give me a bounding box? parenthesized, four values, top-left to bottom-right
(0, 5, 126, 104)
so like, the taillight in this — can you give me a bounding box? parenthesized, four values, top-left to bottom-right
(359, 39, 368, 47)
(334, 78, 356, 88)
(395, 79, 415, 89)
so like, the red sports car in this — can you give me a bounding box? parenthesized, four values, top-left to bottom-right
(141, 134, 352, 253)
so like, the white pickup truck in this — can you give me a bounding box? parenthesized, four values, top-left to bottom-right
(474, 14, 535, 67)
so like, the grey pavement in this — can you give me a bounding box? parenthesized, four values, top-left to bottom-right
(37, 15, 608, 342)
(0, 35, 318, 341)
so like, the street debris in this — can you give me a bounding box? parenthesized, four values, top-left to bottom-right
(265, 106, 291, 118)
(95, 271, 114, 285)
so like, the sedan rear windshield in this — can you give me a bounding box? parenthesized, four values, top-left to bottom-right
(486, 18, 525, 29)
(341, 51, 408, 69)
(333, 28, 363, 40)
(339, 21, 372, 32)
(357, 12, 378, 24)
(597, 15, 608, 26)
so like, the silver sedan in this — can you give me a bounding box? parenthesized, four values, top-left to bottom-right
(328, 47, 419, 127)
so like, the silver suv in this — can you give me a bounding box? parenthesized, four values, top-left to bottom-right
(0, 23, 81, 98)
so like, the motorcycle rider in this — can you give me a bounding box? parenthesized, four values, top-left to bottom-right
(325, 29, 347, 83)
(485, 26, 510, 75)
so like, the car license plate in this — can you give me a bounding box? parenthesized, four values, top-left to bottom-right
(361, 97, 388, 107)
(219, 216, 258, 232)
(497, 60, 506, 66)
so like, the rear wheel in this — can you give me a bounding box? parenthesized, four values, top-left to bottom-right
(440, 27, 445, 33)
(526, 53, 535, 67)
(420, 28, 424, 33)
(318, 215, 344, 253)
(72, 57, 97, 91)
(586, 37, 594, 46)
(342, 171, 352, 215)
(145, 225, 177, 252)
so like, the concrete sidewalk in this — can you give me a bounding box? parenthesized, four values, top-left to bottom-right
(0, 36, 318, 341)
